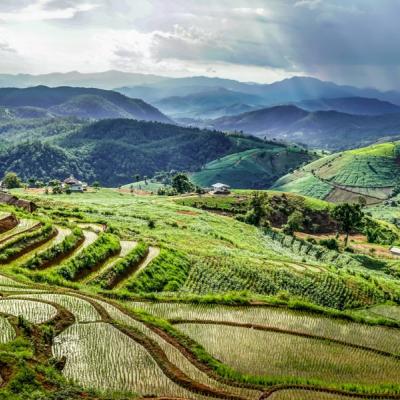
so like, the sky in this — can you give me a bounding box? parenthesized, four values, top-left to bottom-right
(0, 0, 399, 89)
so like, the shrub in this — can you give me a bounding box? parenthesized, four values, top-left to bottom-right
(319, 238, 339, 251)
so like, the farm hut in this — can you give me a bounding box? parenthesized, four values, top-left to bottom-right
(63, 175, 84, 192)
(390, 246, 400, 256)
(211, 183, 231, 195)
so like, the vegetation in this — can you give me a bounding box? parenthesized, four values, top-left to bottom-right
(2, 171, 22, 189)
(331, 203, 364, 245)
(93, 241, 149, 289)
(22, 227, 84, 270)
(58, 233, 120, 280)
(273, 142, 400, 202)
(0, 223, 55, 263)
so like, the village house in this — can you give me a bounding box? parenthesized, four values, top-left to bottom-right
(390, 246, 400, 256)
(63, 176, 84, 192)
(211, 182, 231, 195)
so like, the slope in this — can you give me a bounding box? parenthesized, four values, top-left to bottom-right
(191, 145, 314, 189)
(296, 96, 400, 115)
(273, 141, 400, 202)
(0, 119, 315, 187)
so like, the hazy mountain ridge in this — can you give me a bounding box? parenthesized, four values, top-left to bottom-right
(208, 105, 400, 150)
(0, 86, 171, 123)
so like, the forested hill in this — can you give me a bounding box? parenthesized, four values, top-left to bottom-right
(0, 86, 171, 123)
(0, 118, 316, 187)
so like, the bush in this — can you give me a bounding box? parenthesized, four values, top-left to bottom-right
(58, 233, 120, 280)
(319, 238, 339, 251)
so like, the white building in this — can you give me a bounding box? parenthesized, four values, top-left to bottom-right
(211, 182, 231, 194)
(390, 246, 400, 256)
(63, 176, 84, 192)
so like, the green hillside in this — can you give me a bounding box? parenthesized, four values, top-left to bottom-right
(0, 118, 316, 187)
(273, 141, 400, 203)
(191, 145, 315, 188)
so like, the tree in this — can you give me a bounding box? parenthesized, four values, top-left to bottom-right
(172, 173, 194, 194)
(2, 172, 22, 189)
(283, 210, 304, 235)
(28, 178, 36, 188)
(331, 203, 364, 246)
(243, 192, 271, 227)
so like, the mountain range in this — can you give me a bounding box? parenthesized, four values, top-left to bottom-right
(206, 105, 400, 150)
(0, 86, 170, 123)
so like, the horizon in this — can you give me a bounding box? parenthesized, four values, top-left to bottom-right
(1, 1, 400, 90)
(0, 69, 391, 93)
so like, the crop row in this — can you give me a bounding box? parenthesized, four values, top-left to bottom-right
(0, 223, 55, 263)
(0, 298, 57, 324)
(177, 323, 400, 385)
(22, 227, 84, 270)
(0, 317, 15, 343)
(92, 241, 148, 289)
(58, 233, 120, 281)
(182, 256, 381, 309)
(131, 301, 400, 355)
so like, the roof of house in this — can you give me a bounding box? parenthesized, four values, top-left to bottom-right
(390, 246, 400, 254)
(212, 183, 230, 189)
(64, 175, 82, 185)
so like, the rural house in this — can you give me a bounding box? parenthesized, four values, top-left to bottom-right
(211, 183, 231, 195)
(63, 176, 84, 192)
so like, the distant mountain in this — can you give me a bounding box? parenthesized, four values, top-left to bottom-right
(0, 70, 164, 90)
(208, 105, 400, 150)
(0, 86, 170, 123)
(118, 75, 400, 107)
(296, 97, 400, 115)
(155, 88, 265, 119)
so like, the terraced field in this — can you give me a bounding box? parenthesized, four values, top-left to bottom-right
(273, 141, 400, 202)
(0, 189, 399, 398)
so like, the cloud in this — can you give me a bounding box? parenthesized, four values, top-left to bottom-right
(0, 0, 400, 89)
(0, 41, 16, 53)
(0, 0, 98, 22)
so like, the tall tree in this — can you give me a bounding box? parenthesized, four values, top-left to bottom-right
(331, 203, 364, 246)
(2, 172, 22, 189)
(172, 173, 194, 194)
